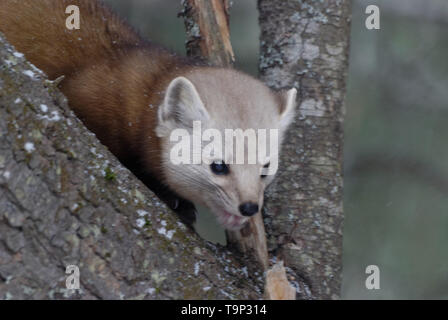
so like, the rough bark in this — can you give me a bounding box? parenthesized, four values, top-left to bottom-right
(180, 0, 269, 271)
(180, 0, 235, 67)
(258, 0, 352, 299)
(0, 33, 264, 300)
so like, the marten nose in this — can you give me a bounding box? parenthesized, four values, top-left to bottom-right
(239, 202, 259, 217)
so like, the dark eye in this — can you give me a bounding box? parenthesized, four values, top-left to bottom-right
(261, 162, 270, 178)
(210, 161, 229, 175)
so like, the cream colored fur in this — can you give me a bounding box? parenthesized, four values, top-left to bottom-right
(156, 68, 296, 230)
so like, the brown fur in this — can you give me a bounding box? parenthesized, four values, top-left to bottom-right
(0, 0, 297, 229)
(0, 0, 194, 182)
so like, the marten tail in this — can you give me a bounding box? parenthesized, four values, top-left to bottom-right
(0, 0, 142, 79)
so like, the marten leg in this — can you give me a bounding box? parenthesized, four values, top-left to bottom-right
(136, 171, 197, 228)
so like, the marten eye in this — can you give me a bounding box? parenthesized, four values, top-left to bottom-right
(210, 161, 229, 175)
(261, 162, 270, 178)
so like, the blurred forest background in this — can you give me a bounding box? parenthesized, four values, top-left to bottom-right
(103, 0, 448, 299)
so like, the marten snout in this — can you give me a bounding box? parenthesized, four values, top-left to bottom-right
(239, 202, 259, 217)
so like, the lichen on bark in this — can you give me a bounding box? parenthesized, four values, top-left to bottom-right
(0, 33, 263, 300)
(258, 0, 352, 299)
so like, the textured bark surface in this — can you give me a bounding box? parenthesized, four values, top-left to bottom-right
(0, 34, 264, 300)
(258, 0, 351, 299)
(180, 0, 235, 67)
(180, 0, 269, 271)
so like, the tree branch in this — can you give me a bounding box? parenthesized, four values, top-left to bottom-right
(180, 0, 234, 67)
(0, 33, 263, 300)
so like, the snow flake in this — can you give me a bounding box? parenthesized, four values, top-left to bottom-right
(24, 142, 35, 153)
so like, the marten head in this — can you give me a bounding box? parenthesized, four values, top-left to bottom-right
(155, 68, 296, 230)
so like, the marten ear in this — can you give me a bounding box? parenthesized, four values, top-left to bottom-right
(278, 88, 297, 132)
(156, 77, 209, 137)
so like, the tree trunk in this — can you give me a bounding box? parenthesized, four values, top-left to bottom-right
(0, 33, 263, 300)
(258, 0, 352, 299)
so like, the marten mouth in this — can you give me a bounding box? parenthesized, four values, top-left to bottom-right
(217, 210, 248, 230)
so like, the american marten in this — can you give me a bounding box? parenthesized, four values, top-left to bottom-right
(0, 0, 296, 230)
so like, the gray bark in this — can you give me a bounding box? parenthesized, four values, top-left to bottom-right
(0, 33, 263, 300)
(258, 0, 352, 299)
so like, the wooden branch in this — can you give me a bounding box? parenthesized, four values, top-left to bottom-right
(264, 261, 296, 300)
(180, 0, 235, 67)
(0, 32, 263, 300)
(180, 0, 269, 270)
(226, 214, 269, 270)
